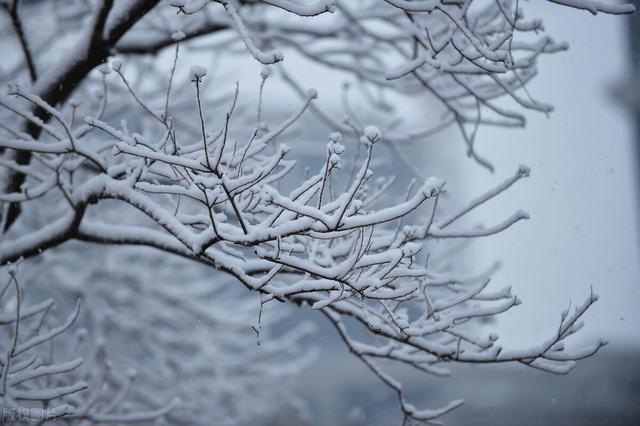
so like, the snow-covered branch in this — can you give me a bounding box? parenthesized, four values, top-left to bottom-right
(0, 0, 629, 423)
(0, 58, 607, 421)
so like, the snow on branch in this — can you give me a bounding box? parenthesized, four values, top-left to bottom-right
(0, 58, 607, 421)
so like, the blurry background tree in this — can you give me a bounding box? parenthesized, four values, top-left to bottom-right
(0, 0, 635, 424)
